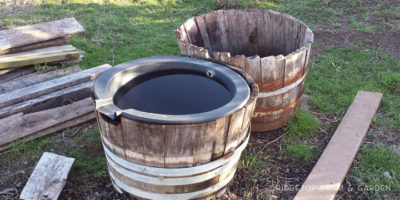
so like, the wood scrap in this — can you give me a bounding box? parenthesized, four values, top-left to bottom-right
(0, 81, 93, 118)
(0, 66, 36, 84)
(294, 91, 383, 200)
(20, 152, 75, 200)
(0, 64, 111, 109)
(0, 17, 84, 54)
(0, 45, 80, 69)
(0, 65, 81, 94)
(0, 37, 69, 55)
(0, 98, 95, 150)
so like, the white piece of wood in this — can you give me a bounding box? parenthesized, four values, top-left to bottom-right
(0, 64, 111, 109)
(20, 152, 75, 200)
(0, 17, 84, 52)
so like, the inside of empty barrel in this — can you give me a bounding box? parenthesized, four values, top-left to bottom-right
(113, 69, 232, 115)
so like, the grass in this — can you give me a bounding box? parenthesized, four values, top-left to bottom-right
(351, 144, 400, 198)
(306, 45, 400, 128)
(283, 110, 321, 164)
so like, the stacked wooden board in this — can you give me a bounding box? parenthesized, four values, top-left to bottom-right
(0, 17, 84, 73)
(0, 64, 112, 151)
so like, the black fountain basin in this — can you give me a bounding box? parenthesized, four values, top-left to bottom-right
(93, 56, 250, 123)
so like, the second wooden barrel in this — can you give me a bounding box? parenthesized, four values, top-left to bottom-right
(174, 9, 313, 132)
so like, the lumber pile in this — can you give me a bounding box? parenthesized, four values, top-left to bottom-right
(0, 17, 84, 74)
(20, 152, 75, 200)
(0, 64, 112, 151)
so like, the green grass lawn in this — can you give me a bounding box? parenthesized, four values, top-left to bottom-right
(1, 0, 399, 199)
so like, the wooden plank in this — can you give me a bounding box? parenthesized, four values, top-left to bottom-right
(257, 10, 272, 57)
(0, 66, 35, 84)
(245, 55, 261, 83)
(0, 37, 69, 55)
(1, 112, 96, 151)
(195, 15, 212, 52)
(0, 65, 81, 95)
(245, 10, 259, 56)
(183, 17, 203, 47)
(203, 11, 223, 52)
(0, 81, 92, 118)
(20, 152, 74, 200)
(0, 64, 111, 109)
(224, 10, 239, 55)
(0, 98, 94, 148)
(294, 91, 382, 200)
(260, 55, 285, 92)
(215, 10, 229, 52)
(0, 17, 84, 51)
(0, 45, 80, 69)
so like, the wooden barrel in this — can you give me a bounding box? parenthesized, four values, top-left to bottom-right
(174, 9, 313, 132)
(93, 56, 258, 199)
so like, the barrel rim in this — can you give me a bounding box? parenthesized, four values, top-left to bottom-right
(93, 56, 251, 124)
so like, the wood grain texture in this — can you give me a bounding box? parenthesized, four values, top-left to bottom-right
(0, 81, 92, 118)
(174, 10, 314, 132)
(0, 65, 81, 95)
(0, 37, 69, 55)
(0, 17, 84, 51)
(20, 152, 74, 200)
(294, 91, 382, 200)
(0, 66, 35, 84)
(0, 98, 94, 148)
(0, 64, 111, 109)
(0, 45, 79, 69)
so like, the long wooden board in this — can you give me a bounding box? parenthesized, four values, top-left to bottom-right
(0, 65, 81, 95)
(0, 17, 84, 52)
(0, 81, 93, 118)
(0, 98, 94, 149)
(0, 37, 69, 55)
(0, 66, 35, 84)
(0, 64, 111, 109)
(0, 45, 80, 69)
(294, 91, 382, 200)
(20, 152, 75, 200)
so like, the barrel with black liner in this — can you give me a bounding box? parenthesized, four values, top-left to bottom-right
(93, 56, 258, 199)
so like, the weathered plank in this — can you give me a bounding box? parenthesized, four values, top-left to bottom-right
(0, 65, 81, 95)
(0, 66, 35, 84)
(294, 91, 382, 200)
(0, 45, 80, 69)
(0, 98, 94, 148)
(260, 55, 284, 92)
(20, 152, 75, 200)
(0, 64, 111, 109)
(0, 37, 69, 55)
(0, 17, 84, 52)
(0, 81, 93, 118)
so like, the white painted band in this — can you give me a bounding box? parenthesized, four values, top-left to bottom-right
(102, 129, 249, 177)
(258, 72, 306, 98)
(109, 167, 236, 200)
(106, 147, 240, 185)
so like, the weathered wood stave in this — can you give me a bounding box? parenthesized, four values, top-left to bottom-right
(174, 9, 313, 132)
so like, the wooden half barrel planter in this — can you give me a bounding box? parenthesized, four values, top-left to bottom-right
(93, 56, 258, 199)
(175, 9, 314, 132)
